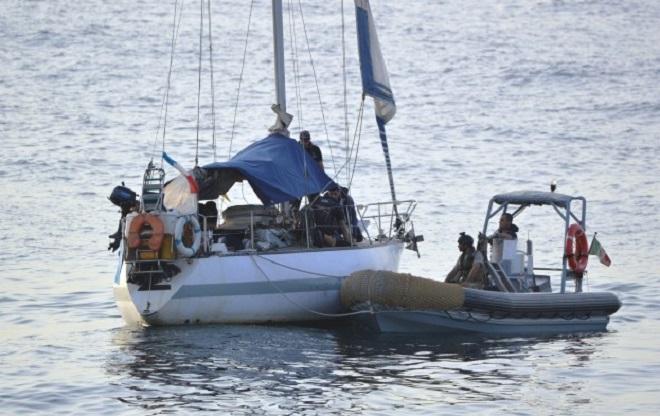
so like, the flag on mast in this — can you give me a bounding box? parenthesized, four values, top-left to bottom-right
(588, 234, 612, 267)
(163, 152, 199, 193)
(355, 0, 399, 216)
(355, 0, 396, 124)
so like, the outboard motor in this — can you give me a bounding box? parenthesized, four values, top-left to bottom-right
(108, 183, 138, 252)
(109, 184, 138, 211)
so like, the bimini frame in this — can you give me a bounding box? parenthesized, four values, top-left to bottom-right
(481, 191, 587, 293)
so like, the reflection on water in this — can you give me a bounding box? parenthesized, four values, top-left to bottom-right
(108, 324, 599, 414)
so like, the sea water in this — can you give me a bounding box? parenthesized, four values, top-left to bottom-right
(1, 0, 659, 414)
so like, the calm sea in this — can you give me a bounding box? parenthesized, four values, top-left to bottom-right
(1, 0, 659, 414)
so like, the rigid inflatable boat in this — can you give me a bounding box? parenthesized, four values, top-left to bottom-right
(341, 270, 621, 335)
(341, 191, 622, 335)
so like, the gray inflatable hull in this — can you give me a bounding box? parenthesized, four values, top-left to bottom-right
(362, 310, 613, 335)
(462, 289, 621, 318)
(341, 271, 621, 335)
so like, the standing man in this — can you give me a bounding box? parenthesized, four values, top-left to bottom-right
(446, 232, 487, 288)
(300, 130, 324, 171)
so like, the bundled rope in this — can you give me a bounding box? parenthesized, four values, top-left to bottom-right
(341, 270, 465, 311)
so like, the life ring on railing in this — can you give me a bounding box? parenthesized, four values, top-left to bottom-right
(565, 223, 589, 274)
(175, 215, 201, 257)
(127, 214, 164, 250)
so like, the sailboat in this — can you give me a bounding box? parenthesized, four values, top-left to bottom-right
(110, 1, 421, 326)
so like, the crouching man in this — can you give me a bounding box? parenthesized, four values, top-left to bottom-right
(445, 232, 487, 289)
(312, 185, 352, 247)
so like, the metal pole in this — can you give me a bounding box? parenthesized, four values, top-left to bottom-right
(482, 200, 494, 235)
(272, 0, 286, 112)
(560, 213, 569, 294)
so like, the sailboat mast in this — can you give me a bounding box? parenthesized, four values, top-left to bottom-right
(272, 0, 286, 113)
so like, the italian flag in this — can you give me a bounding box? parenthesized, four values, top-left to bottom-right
(589, 235, 612, 267)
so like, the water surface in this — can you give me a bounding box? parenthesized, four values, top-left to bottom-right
(1, 0, 659, 414)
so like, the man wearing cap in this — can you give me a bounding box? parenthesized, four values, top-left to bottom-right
(300, 130, 324, 171)
(445, 232, 487, 288)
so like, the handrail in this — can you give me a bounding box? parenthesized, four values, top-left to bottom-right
(358, 199, 417, 238)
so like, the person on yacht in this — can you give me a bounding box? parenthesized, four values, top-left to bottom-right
(300, 130, 324, 171)
(311, 185, 352, 247)
(338, 186, 363, 243)
(446, 232, 487, 288)
(291, 130, 324, 210)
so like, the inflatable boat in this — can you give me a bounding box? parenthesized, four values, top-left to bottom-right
(341, 270, 621, 335)
(340, 191, 622, 335)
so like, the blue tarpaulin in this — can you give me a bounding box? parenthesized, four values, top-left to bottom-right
(201, 134, 335, 205)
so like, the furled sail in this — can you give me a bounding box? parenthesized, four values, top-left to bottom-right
(355, 0, 396, 123)
(355, 0, 399, 217)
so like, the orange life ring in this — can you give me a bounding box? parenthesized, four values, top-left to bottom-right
(565, 223, 589, 274)
(127, 214, 164, 251)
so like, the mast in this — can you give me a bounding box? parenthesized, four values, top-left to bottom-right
(272, 0, 286, 113)
(272, 0, 290, 216)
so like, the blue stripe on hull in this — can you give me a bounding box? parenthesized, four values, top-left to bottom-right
(171, 276, 344, 299)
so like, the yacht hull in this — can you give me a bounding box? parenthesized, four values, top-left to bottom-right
(113, 241, 403, 326)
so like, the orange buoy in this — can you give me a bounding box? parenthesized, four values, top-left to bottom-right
(565, 223, 589, 274)
(127, 214, 164, 251)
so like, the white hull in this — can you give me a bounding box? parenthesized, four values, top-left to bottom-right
(113, 241, 403, 326)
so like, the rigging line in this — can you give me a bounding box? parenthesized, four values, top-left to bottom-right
(287, 0, 303, 131)
(348, 100, 365, 190)
(249, 254, 372, 318)
(151, 0, 179, 159)
(325, 100, 364, 188)
(319, 105, 365, 188)
(228, 0, 254, 159)
(347, 99, 364, 165)
(327, 156, 352, 186)
(287, 1, 314, 199)
(321, 106, 362, 186)
(194, 0, 204, 166)
(156, 0, 186, 166)
(254, 253, 345, 278)
(341, 0, 350, 186)
(206, 0, 217, 162)
(296, 1, 337, 176)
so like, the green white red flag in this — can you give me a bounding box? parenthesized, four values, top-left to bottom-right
(588, 235, 612, 267)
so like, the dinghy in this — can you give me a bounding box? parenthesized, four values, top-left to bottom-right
(341, 191, 621, 335)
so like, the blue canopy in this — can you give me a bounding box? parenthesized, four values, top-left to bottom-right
(201, 134, 334, 205)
